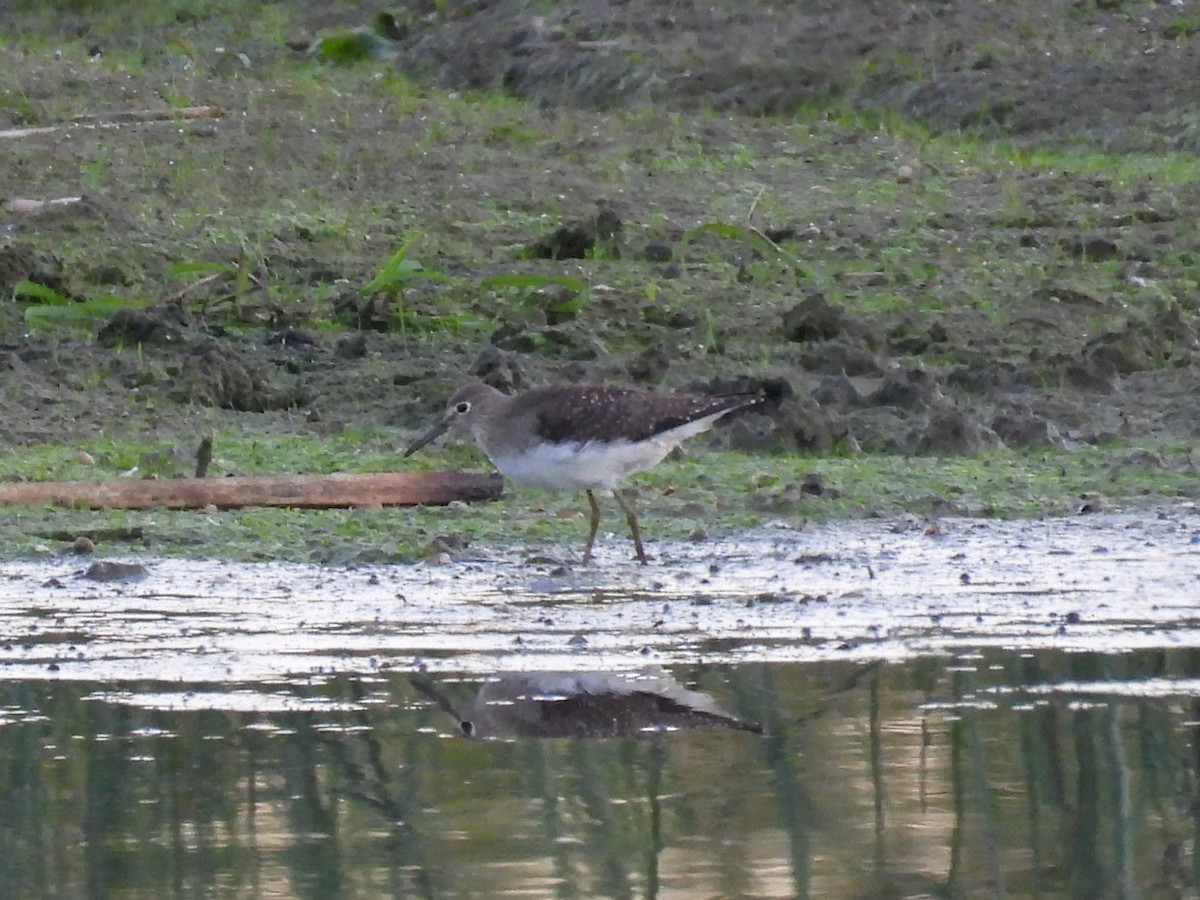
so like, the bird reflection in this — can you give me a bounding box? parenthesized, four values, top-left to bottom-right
(411, 670, 763, 740)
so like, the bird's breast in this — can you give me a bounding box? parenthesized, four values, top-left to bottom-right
(487, 438, 674, 490)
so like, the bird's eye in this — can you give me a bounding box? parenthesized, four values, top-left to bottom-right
(454, 401, 471, 414)
(460, 720, 475, 737)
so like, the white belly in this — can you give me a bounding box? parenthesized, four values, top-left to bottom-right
(488, 438, 674, 491)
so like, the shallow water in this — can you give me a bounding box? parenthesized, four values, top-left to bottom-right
(1, 511, 1199, 898)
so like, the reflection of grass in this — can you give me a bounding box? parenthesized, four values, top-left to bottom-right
(0, 434, 1196, 562)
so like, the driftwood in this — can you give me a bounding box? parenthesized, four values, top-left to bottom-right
(72, 106, 222, 125)
(0, 105, 222, 140)
(0, 471, 503, 511)
(4, 196, 86, 215)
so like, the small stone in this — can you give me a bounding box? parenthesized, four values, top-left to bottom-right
(82, 561, 149, 582)
(896, 164, 916, 183)
(71, 536, 95, 555)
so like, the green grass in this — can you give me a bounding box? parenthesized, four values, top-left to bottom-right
(0, 434, 1194, 563)
(2, 16, 1187, 346)
(2, 0, 1198, 568)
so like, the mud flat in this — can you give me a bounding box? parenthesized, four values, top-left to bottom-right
(1, 509, 1196, 688)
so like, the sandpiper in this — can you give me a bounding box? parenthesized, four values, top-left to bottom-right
(403, 381, 763, 564)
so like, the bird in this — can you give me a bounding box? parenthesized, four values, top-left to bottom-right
(410, 669, 763, 739)
(403, 381, 763, 564)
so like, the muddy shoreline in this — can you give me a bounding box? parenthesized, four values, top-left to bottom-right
(2, 510, 1195, 683)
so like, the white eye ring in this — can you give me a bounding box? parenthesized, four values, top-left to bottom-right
(454, 401, 471, 414)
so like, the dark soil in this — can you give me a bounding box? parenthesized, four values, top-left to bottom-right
(3, 0, 1200, 463)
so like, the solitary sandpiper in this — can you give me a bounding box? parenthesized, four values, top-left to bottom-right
(403, 381, 763, 564)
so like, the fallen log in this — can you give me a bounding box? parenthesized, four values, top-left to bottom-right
(0, 471, 503, 511)
(71, 105, 222, 125)
(4, 196, 87, 216)
(0, 105, 223, 140)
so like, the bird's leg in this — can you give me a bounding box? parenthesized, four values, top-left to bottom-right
(583, 489, 602, 563)
(611, 488, 648, 564)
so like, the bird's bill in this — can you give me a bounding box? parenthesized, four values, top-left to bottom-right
(403, 417, 450, 457)
(409, 676, 462, 719)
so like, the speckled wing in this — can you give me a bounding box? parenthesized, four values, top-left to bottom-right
(519, 385, 761, 445)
